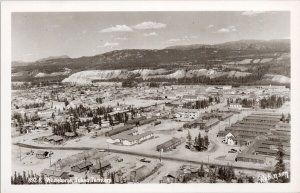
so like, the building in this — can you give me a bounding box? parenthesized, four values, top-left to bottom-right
(175, 108, 200, 119)
(236, 153, 266, 164)
(37, 109, 55, 119)
(71, 161, 93, 173)
(36, 150, 51, 159)
(227, 136, 238, 146)
(41, 169, 69, 179)
(105, 124, 135, 137)
(161, 171, 184, 183)
(52, 101, 65, 112)
(156, 137, 186, 152)
(229, 103, 242, 110)
(67, 100, 82, 109)
(182, 95, 198, 101)
(129, 165, 152, 182)
(45, 135, 64, 144)
(90, 160, 111, 173)
(202, 118, 220, 130)
(139, 117, 157, 125)
(243, 116, 281, 123)
(107, 129, 154, 146)
(126, 116, 147, 126)
(273, 122, 291, 135)
(64, 132, 76, 138)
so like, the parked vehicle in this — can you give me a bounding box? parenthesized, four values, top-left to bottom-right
(140, 158, 151, 163)
(228, 150, 237, 153)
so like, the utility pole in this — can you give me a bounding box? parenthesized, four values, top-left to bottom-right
(107, 142, 110, 153)
(19, 146, 21, 161)
(159, 149, 162, 162)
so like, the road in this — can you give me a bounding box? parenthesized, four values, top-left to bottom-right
(13, 142, 272, 172)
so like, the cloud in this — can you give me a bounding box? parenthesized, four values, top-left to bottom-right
(163, 35, 198, 44)
(216, 26, 236, 33)
(143, 32, 158, 36)
(241, 11, 266, 17)
(104, 42, 119, 47)
(134, 21, 166, 30)
(101, 25, 132, 33)
(115, 37, 128, 41)
(163, 38, 185, 44)
(206, 24, 214, 29)
(97, 42, 119, 48)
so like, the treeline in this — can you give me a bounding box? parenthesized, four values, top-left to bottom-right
(11, 170, 46, 185)
(227, 98, 256, 107)
(51, 116, 79, 136)
(183, 96, 220, 109)
(68, 105, 113, 118)
(259, 95, 286, 109)
(12, 112, 40, 127)
(24, 102, 45, 109)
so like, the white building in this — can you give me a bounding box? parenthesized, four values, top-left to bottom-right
(175, 108, 200, 119)
(52, 101, 65, 112)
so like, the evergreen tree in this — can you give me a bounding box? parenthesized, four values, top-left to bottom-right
(287, 113, 291, 123)
(272, 144, 288, 183)
(111, 172, 115, 184)
(204, 135, 209, 147)
(209, 168, 217, 183)
(237, 177, 243, 183)
(198, 162, 205, 177)
(248, 176, 254, 183)
(186, 130, 192, 149)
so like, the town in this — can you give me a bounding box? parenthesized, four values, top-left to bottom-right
(11, 82, 290, 184)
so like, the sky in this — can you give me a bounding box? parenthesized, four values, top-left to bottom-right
(12, 11, 290, 62)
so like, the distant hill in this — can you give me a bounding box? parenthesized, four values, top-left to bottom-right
(165, 39, 290, 51)
(36, 55, 70, 62)
(11, 39, 290, 85)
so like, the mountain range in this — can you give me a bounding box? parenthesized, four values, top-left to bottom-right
(11, 39, 290, 85)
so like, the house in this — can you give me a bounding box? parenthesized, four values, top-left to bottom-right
(71, 161, 93, 173)
(227, 136, 238, 146)
(225, 132, 235, 144)
(64, 132, 76, 138)
(36, 150, 51, 159)
(229, 103, 242, 110)
(41, 169, 69, 179)
(46, 135, 64, 144)
(52, 101, 65, 112)
(67, 100, 82, 109)
(175, 108, 200, 119)
(157, 137, 186, 152)
(161, 171, 183, 183)
(90, 160, 111, 173)
(38, 109, 55, 119)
